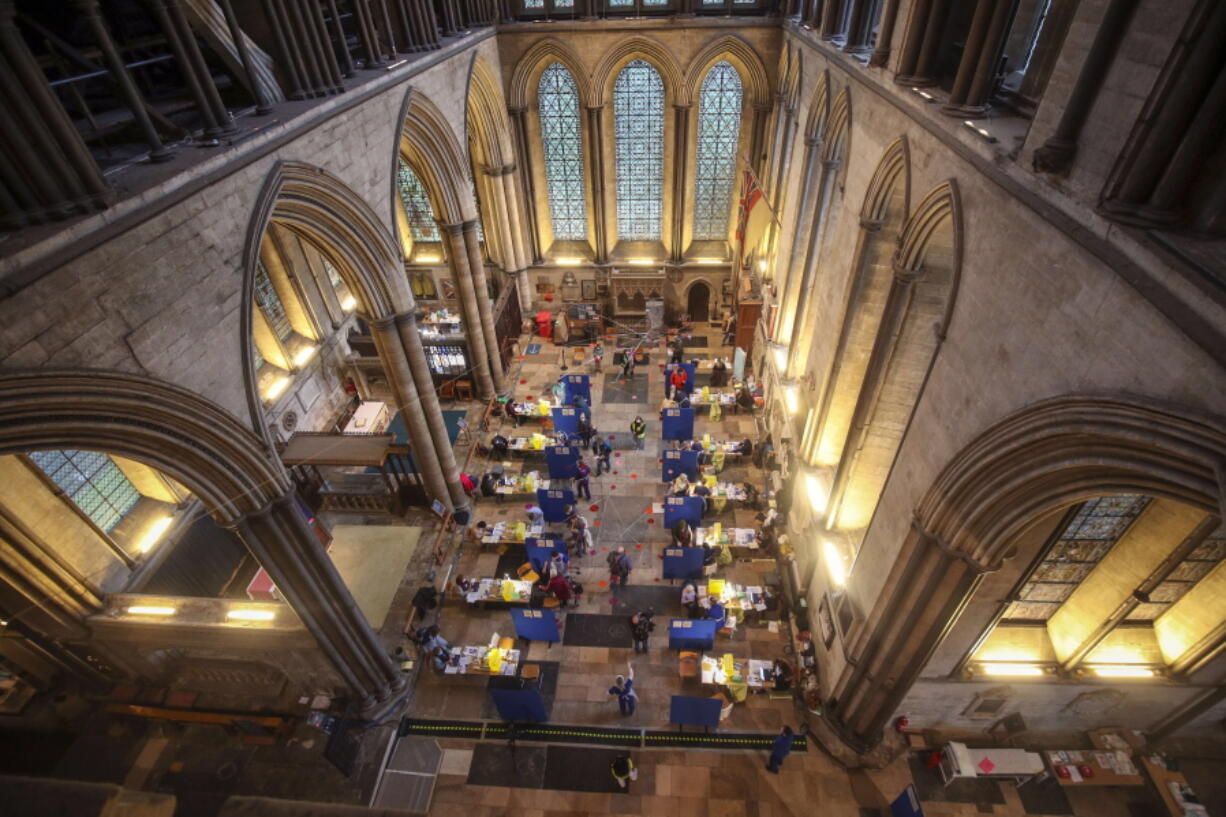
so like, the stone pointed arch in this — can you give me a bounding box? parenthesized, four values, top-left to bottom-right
(860, 136, 910, 223)
(821, 86, 852, 163)
(592, 35, 686, 106)
(466, 53, 515, 171)
(0, 369, 288, 524)
(242, 161, 412, 439)
(919, 396, 1226, 568)
(804, 70, 831, 142)
(508, 38, 594, 110)
(682, 34, 772, 108)
(896, 179, 962, 334)
(395, 88, 475, 224)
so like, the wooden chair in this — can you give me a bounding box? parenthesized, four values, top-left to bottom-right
(521, 664, 541, 682)
(498, 637, 515, 652)
(438, 381, 456, 400)
(517, 563, 539, 584)
(455, 380, 474, 400)
(679, 651, 700, 679)
(543, 597, 560, 609)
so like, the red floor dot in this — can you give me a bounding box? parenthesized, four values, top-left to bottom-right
(644, 507, 652, 513)
(598, 580, 608, 587)
(613, 471, 619, 475)
(635, 544, 644, 550)
(593, 521, 602, 527)
(519, 379, 528, 384)
(525, 395, 534, 400)
(631, 474, 638, 479)
(610, 485, 617, 489)
(608, 598, 617, 605)
(647, 518, 655, 524)
(589, 504, 600, 511)
(653, 577, 661, 582)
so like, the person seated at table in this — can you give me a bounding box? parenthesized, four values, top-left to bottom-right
(711, 358, 729, 388)
(572, 393, 591, 422)
(453, 574, 477, 594)
(677, 391, 692, 409)
(541, 572, 575, 607)
(542, 549, 569, 581)
(680, 581, 700, 618)
(691, 482, 712, 515)
(671, 519, 693, 548)
(706, 598, 727, 624)
(735, 438, 753, 456)
(466, 521, 490, 548)
(459, 471, 477, 497)
(670, 472, 691, 497)
(735, 386, 755, 414)
(701, 542, 719, 568)
(430, 645, 452, 672)
(772, 658, 793, 692)
(504, 399, 523, 427)
(525, 505, 544, 525)
(742, 481, 760, 510)
(480, 472, 499, 499)
(490, 433, 509, 458)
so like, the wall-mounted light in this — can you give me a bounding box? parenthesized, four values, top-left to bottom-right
(127, 605, 176, 617)
(979, 662, 1045, 677)
(783, 383, 800, 416)
(263, 374, 290, 402)
(823, 539, 847, 587)
(692, 258, 724, 265)
(910, 87, 937, 103)
(136, 516, 174, 554)
(257, 362, 291, 402)
(758, 259, 768, 273)
(771, 343, 788, 373)
(962, 120, 998, 143)
(554, 257, 583, 266)
(1089, 665, 1156, 679)
(227, 608, 277, 622)
(414, 254, 442, 264)
(340, 294, 357, 312)
(292, 344, 317, 368)
(804, 471, 828, 514)
(626, 258, 657, 266)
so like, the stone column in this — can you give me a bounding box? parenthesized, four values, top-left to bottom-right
(894, 0, 949, 87)
(498, 168, 535, 312)
(786, 157, 839, 380)
(826, 525, 984, 750)
(585, 105, 610, 263)
(150, 0, 227, 136)
(941, 0, 1016, 117)
(823, 256, 920, 526)
(844, 0, 883, 55)
(509, 107, 543, 263)
(765, 106, 798, 269)
(73, 0, 172, 160)
(868, 0, 901, 67)
(393, 311, 471, 516)
(1033, 0, 1138, 174)
(368, 316, 455, 509)
(233, 494, 405, 711)
(670, 104, 691, 262)
(462, 222, 507, 394)
(748, 102, 772, 177)
(775, 137, 820, 340)
(442, 223, 496, 398)
(217, 0, 274, 112)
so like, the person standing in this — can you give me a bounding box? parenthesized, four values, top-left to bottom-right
(629, 609, 654, 653)
(765, 725, 794, 773)
(608, 662, 637, 716)
(592, 342, 603, 372)
(680, 582, 700, 618)
(607, 546, 632, 591)
(630, 416, 646, 449)
(670, 337, 685, 364)
(552, 378, 566, 406)
(610, 755, 636, 790)
(595, 438, 613, 475)
(723, 315, 736, 346)
(668, 366, 689, 400)
(575, 458, 592, 500)
(542, 572, 574, 607)
(620, 350, 636, 380)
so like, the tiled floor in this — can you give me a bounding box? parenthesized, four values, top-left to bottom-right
(387, 326, 1207, 817)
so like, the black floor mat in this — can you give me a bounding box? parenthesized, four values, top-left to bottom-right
(544, 745, 627, 792)
(682, 336, 709, 348)
(601, 372, 649, 404)
(563, 613, 633, 648)
(643, 731, 809, 751)
(607, 584, 683, 615)
(467, 743, 547, 788)
(908, 752, 1005, 805)
(399, 718, 484, 739)
(1017, 775, 1074, 815)
(483, 661, 560, 721)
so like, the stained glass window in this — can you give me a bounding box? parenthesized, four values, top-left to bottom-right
(254, 260, 292, 342)
(538, 62, 587, 242)
(30, 450, 142, 533)
(614, 59, 665, 242)
(396, 160, 441, 243)
(692, 61, 743, 241)
(1002, 494, 1151, 622)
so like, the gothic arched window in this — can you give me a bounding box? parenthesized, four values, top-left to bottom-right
(29, 450, 141, 533)
(396, 160, 441, 243)
(692, 61, 743, 241)
(614, 59, 665, 242)
(538, 62, 587, 242)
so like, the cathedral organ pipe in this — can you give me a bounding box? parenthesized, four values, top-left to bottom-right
(217, 0, 274, 112)
(73, 0, 173, 160)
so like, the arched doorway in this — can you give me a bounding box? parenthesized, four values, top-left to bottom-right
(687, 281, 711, 322)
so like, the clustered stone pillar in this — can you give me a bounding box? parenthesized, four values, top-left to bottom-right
(940, 0, 1018, 116)
(670, 104, 691, 263)
(488, 164, 535, 313)
(233, 494, 405, 711)
(442, 221, 503, 398)
(775, 135, 821, 340)
(765, 98, 798, 268)
(508, 107, 543, 263)
(893, 0, 950, 87)
(258, 0, 344, 99)
(868, 0, 900, 67)
(844, 0, 883, 55)
(585, 105, 610, 263)
(826, 525, 984, 750)
(785, 156, 841, 379)
(0, 0, 110, 228)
